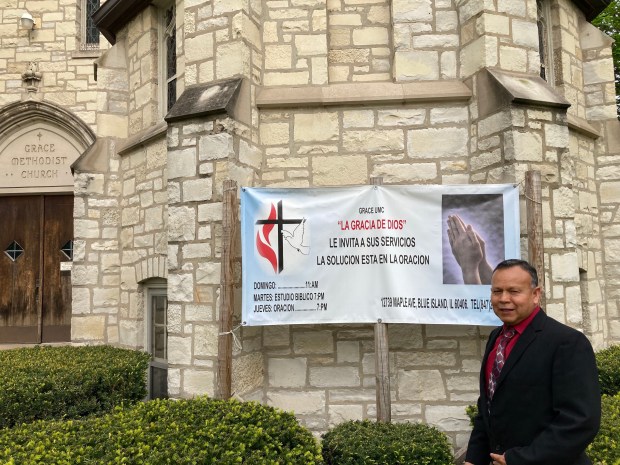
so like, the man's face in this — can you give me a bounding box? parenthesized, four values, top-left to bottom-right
(491, 266, 541, 326)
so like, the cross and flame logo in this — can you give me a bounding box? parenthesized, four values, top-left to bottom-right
(255, 200, 308, 274)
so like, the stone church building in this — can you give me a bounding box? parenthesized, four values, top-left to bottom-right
(1, 0, 619, 450)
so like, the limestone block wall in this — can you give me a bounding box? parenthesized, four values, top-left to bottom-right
(0, 1, 103, 117)
(259, 103, 470, 188)
(183, 0, 261, 90)
(456, 0, 540, 79)
(554, 0, 588, 119)
(72, 144, 123, 344)
(262, 0, 327, 86)
(116, 138, 169, 349)
(107, 8, 170, 350)
(71, 15, 131, 345)
(570, 129, 608, 349)
(166, 117, 259, 397)
(243, 322, 486, 447)
(579, 15, 620, 343)
(601, 125, 620, 342)
(329, 0, 390, 82)
(574, 9, 618, 348)
(126, 7, 160, 136)
(394, 0, 459, 81)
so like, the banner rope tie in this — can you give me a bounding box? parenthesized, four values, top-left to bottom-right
(516, 178, 543, 205)
(219, 324, 243, 351)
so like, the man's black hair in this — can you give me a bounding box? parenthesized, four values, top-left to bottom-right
(493, 259, 539, 288)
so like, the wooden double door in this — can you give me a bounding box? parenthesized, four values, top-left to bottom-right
(0, 195, 73, 343)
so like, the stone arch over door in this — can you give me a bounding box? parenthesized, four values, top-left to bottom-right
(0, 101, 95, 343)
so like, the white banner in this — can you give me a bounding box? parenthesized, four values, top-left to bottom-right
(241, 185, 519, 326)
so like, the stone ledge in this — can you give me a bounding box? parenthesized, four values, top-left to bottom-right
(165, 77, 243, 124)
(478, 68, 571, 119)
(256, 81, 472, 109)
(117, 121, 167, 156)
(567, 114, 601, 139)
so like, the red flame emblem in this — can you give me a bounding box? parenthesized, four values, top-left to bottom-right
(256, 204, 278, 272)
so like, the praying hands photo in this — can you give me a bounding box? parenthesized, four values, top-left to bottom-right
(447, 214, 493, 285)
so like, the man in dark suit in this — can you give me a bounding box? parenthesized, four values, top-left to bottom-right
(465, 259, 600, 465)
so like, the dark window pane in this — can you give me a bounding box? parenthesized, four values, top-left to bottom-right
(153, 326, 166, 359)
(164, 6, 177, 112)
(85, 0, 100, 46)
(4, 241, 24, 261)
(153, 295, 166, 325)
(167, 36, 177, 78)
(165, 7, 174, 30)
(61, 240, 73, 260)
(537, 1, 547, 81)
(151, 294, 167, 360)
(167, 79, 177, 112)
(150, 365, 168, 399)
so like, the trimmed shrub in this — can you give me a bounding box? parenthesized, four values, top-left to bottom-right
(596, 345, 620, 395)
(0, 345, 150, 428)
(0, 398, 322, 465)
(465, 404, 477, 427)
(321, 420, 453, 465)
(587, 394, 620, 465)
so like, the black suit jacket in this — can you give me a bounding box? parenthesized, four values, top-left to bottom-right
(466, 311, 601, 465)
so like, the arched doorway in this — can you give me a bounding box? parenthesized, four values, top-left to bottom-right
(0, 101, 95, 343)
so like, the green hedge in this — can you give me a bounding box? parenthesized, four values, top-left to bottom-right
(0, 398, 322, 465)
(587, 394, 620, 465)
(321, 420, 453, 465)
(596, 345, 620, 396)
(0, 345, 150, 428)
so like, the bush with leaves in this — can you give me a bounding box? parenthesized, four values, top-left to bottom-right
(465, 404, 477, 427)
(596, 344, 620, 395)
(0, 397, 322, 465)
(587, 394, 620, 464)
(0, 345, 150, 428)
(321, 420, 453, 465)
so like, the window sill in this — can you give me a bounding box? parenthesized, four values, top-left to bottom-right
(71, 49, 102, 59)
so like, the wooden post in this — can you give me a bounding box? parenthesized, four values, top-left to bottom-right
(525, 171, 545, 309)
(371, 176, 391, 423)
(216, 180, 238, 399)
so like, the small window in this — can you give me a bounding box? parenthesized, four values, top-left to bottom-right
(81, 0, 101, 51)
(4, 241, 24, 261)
(160, 5, 177, 116)
(147, 286, 168, 399)
(61, 240, 73, 261)
(537, 0, 555, 84)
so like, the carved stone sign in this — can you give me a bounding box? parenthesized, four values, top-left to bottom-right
(0, 123, 81, 190)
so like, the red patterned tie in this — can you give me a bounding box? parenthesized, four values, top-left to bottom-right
(487, 327, 517, 403)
